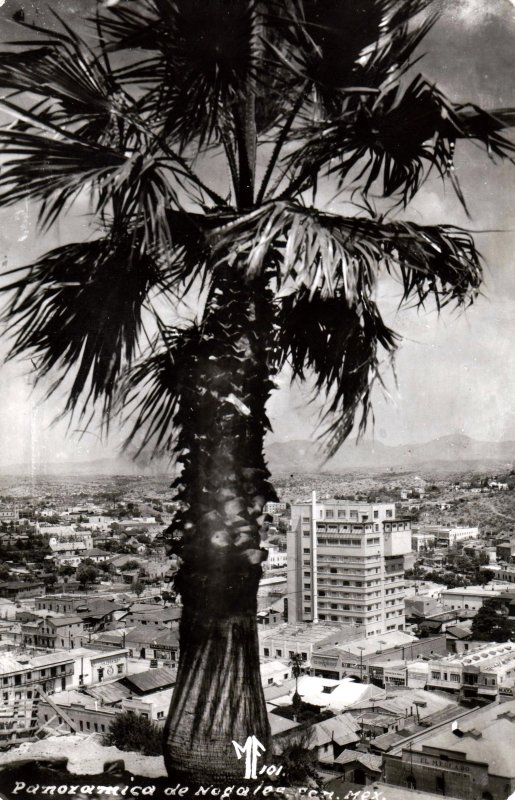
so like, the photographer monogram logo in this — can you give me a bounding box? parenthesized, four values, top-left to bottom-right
(232, 737, 282, 780)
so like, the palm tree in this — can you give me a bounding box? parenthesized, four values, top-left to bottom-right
(0, 0, 513, 785)
(290, 652, 304, 715)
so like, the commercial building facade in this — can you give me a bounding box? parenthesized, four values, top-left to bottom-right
(288, 496, 411, 635)
(384, 700, 515, 800)
(426, 641, 515, 700)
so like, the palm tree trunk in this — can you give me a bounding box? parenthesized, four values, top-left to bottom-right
(164, 264, 276, 785)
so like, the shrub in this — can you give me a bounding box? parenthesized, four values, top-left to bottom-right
(103, 711, 163, 756)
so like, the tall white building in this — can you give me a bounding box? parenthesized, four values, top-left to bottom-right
(287, 495, 412, 636)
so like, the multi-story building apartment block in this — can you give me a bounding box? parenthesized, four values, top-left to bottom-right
(287, 496, 412, 635)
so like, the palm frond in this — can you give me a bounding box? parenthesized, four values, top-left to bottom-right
(102, 0, 259, 148)
(212, 202, 482, 310)
(0, 127, 127, 228)
(293, 0, 387, 100)
(0, 22, 137, 148)
(96, 1, 159, 52)
(277, 0, 434, 114)
(287, 75, 515, 205)
(277, 289, 398, 456)
(1, 237, 160, 418)
(359, 0, 438, 86)
(119, 325, 201, 455)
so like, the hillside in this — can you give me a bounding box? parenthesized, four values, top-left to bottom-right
(266, 434, 515, 474)
(0, 434, 513, 477)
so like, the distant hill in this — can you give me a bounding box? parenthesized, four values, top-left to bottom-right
(0, 434, 513, 477)
(265, 434, 515, 474)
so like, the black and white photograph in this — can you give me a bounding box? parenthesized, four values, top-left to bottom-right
(0, 1, 513, 798)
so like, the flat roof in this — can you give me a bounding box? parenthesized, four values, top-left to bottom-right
(432, 641, 515, 666)
(259, 623, 342, 644)
(335, 631, 417, 657)
(442, 586, 502, 595)
(405, 700, 515, 777)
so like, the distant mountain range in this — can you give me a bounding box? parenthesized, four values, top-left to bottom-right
(0, 434, 513, 477)
(265, 434, 515, 474)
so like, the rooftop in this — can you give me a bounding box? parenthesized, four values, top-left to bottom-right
(269, 674, 385, 713)
(310, 712, 360, 748)
(122, 666, 176, 695)
(47, 615, 83, 627)
(401, 699, 515, 777)
(0, 650, 75, 674)
(85, 681, 131, 705)
(433, 641, 515, 666)
(259, 623, 343, 645)
(334, 631, 417, 658)
(442, 585, 503, 596)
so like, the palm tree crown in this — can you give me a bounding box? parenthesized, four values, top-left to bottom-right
(0, 0, 513, 785)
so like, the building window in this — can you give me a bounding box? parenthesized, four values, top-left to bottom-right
(157, 711, 164, 719)
(264, 648, 270, 657)
(431, 671, 441, 680)
(117, 664, 123, 674)
(303, 548, 310, 554)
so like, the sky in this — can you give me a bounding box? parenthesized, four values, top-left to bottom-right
(0, 0, 514, 466)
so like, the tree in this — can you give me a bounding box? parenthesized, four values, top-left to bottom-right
(76, 563, 99, 589)
(289, 652, 304, 714)
(103, 711, 163, 756)
(471, 599, 513, 642)
(119, 560, 141, 572)
(132, 579, 145, 597)
(0, 0, 512, 786)
(276, 730, 321, 789)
